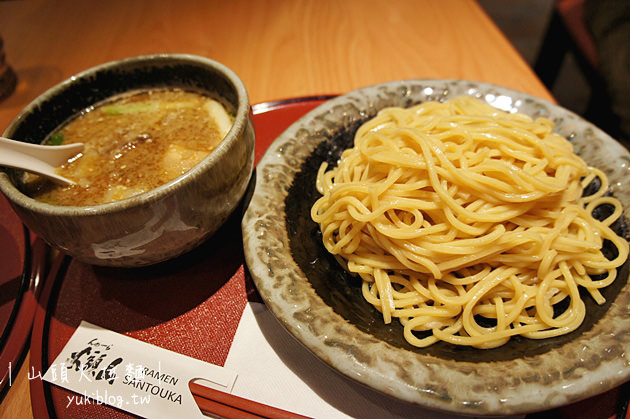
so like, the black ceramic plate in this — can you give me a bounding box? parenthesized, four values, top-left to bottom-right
(242, 80, 630, 416)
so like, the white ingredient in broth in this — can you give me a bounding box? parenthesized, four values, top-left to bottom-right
(25, 89, 233, 206)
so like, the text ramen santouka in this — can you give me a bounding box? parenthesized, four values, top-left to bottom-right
(311, 96, 629, 349)
(23, 89, 233, 206)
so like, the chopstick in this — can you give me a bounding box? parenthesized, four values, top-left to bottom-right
(190, 382, 311, 419)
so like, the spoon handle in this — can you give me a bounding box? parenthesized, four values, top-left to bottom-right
(0, 136, 83, 185)
(0, 136, 84, 167)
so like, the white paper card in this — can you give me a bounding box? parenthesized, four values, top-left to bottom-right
(43, 321, 237, 418)
(225, 303, 465, 419)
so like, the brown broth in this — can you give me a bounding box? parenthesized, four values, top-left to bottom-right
(25, 89, 233, 206)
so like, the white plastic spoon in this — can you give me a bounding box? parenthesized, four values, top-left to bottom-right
(0, 136, 84, 185)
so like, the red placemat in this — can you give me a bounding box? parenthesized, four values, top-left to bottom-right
(28, 96, 334, 418)
(0, 190, 44, 402)
(0, 194, 26, 339)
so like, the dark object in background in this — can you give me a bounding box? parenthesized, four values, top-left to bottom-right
(0, 35, 17, 102)
(584, 0, 630, 144)
(534, 0, 630, 147)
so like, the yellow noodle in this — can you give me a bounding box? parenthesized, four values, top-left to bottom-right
(311, 96, 629, 349)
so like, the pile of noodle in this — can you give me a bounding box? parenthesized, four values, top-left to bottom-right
(311, 96, 629, 349)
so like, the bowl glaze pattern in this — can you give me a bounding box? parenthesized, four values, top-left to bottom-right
(0, 54, 255, 267)
(242, 80, 630, 415)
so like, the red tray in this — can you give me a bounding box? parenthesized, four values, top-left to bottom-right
(0, 189, 45, 402)
(28, 96, 334, 418)
(27, 95, 630, 419)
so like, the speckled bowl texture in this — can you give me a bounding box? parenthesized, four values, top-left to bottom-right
(0, 54, 255, 267)
(242, 80, 630, 416)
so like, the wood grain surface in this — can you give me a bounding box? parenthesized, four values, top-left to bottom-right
(0, 0, 552, 132)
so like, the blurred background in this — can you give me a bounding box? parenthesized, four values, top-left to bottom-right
(479, 0, 589, 113)
(479, 0, 629, 145)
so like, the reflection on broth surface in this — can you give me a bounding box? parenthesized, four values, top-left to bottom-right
(24, 89, 233, 206)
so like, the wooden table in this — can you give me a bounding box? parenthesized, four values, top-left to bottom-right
(0, 0, 566, 417)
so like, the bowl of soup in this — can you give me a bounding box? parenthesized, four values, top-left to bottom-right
(0, 54, 255, 267)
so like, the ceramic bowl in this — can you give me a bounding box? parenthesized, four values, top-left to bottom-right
(0, 54, 255, 267)
(242, 80, 630, 416)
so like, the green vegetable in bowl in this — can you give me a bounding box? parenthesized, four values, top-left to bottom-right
(49, 132, 64, 145)
(102, 103, 159, 115)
